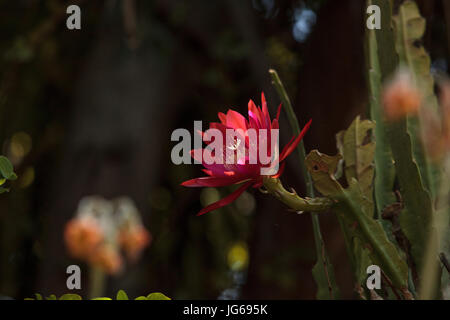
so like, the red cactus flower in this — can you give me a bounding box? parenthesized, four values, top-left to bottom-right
(181, 92, 311, 216)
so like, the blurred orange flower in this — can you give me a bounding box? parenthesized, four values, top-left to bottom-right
(119, 225, 152, 261)
(65, 196, 151, 275)
(91, 244, 123, 275)
(64, 217, 104, 260)
(421, 82, 450, 162)
(383, 71, 422, 121)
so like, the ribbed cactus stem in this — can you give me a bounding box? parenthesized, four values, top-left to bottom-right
(263, 177, 334, 212)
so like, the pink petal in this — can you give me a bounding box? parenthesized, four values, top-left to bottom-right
(190, 149, 204, 163)
(208, 122, 228, 137)
(234, 163, 259, 177)
(218, 112, 227, 124)
(271, 118, 279, 130)
(280, 135, 295, 154)
(181, 176, 242, 187)
(248, 100, 263, 128)
(202, 163, 228, 176)
(248, 114, 260, 130)
(276, 104, 282, 122)
(226, 109, 248, 130)
(272, 161, 286, 178)
(202, 169, 213, 176)
(280, 119, 312, 162)
(252, 181, 264, 188)
(261, 92, 271, 128)
(197, 181, 254, 216)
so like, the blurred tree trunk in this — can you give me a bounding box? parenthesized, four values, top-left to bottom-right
(36, 1, 176, 295)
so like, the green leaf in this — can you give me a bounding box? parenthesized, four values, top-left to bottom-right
(59, 294, 82, 300)
(116, 290, 129, 300)
(0, 156, 16, 180)
(146, 293, 171, 300)
(305, 150, 344, 198)
(336, 115, 382, 288)
(134, 296, 148, 300)
(0, 187, 9, 194)
(91, 297, 112, 300)
(24, 293, 44, 300)
(336, 116, 376, 206)
(306, 150, 409, 290)
(45, 294, 57, 300)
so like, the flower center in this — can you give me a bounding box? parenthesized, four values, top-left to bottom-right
(227, 138, 241, 151)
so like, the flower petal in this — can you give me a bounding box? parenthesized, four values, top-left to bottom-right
(280, 119, 312, 161)
(248, 114, 260, 130)
(248, 99, 263, 128)
(226, 109, 247, 130)
(252, 181, 264, 188)
(261, 92, 271, 128)
(202, 169, 213, 176)
(203, 163, 228, 176)
(271, 118, 279, 130)
(276, 103, 282, 122)
(271, 161, 286, 179)
(190, 149, 204, 163)
(208, 122, 228, 138)
(218, 112, 227, 124)
(197, 181, 254, 216)
(181, 176, 242, 187)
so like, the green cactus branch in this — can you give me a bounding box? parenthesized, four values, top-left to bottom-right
(269, 69, 339, 300)
(262, 177, 334, 212)
(365, 0, 396, 222)
(390, 1, 441, 299)
(268, 69, 314, 196)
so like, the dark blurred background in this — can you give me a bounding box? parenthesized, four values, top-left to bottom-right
(0, 0, 448, 299)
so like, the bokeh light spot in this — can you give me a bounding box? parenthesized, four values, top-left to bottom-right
(227, 242, 249, 271)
